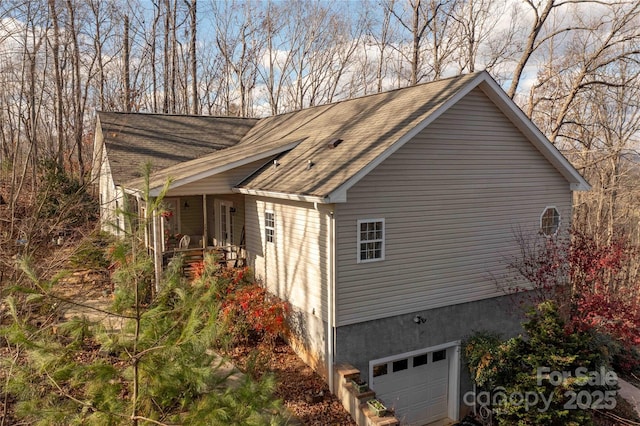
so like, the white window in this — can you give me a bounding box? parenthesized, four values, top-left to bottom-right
(265, 211, 275, 243)
(540, 207, 560, 236)
(358, 219, 385, 262)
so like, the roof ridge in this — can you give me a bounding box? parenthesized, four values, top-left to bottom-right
(96, 110, 259, 120)
(97, 72, 484, 122)
(261, 71, 484, 120)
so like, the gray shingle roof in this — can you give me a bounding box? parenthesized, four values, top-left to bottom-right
(102, 71, 589, 197)
(125, 135, 304, 193)
(236, 72, 480, 198)
(98, 112, 258, 185)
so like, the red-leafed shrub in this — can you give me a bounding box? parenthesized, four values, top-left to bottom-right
(190, 260, 206, 280)
(567, 232, 640, 372)
(501, 229, 640, 373)
(188, 255, 291, 348)
(221, 283, 290, 345)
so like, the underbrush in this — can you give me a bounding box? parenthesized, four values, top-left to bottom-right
(0, 243, 288, 425)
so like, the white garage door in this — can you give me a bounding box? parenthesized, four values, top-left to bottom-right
(371, 346, 456, 425)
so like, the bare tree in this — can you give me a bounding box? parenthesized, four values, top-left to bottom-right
(47, 0, 64, 167)
(186, 0, 197, 114)
(372, 1, 394, 92)
(505, 0, 603, 99)
(123, 14, 131, 112)
(387, 0, 448, 85)
(65, 0, 89, 181)
(258, 1, 292, 115)
(163, 0, 171, 112)
(449, 0, 511, 73)
(88, 0, 113, 111)
(213, 0, 262, 116)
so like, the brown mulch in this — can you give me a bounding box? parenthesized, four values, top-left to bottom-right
(225, 342, 356, 425)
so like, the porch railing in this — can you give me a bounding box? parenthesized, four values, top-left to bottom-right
(161, 244, 247, 270)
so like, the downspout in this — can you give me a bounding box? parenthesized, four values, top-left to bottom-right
(327, 209, 336, 393)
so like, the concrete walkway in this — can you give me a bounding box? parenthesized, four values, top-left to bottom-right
(618, 378, 640, 417)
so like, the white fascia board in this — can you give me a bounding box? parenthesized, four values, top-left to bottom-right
(90, 115, 104, 183)
(123, 186, 142, 197)
(326, 72, 488, 203)
(147, 141, 301, 196)
(478, 77, 591, 191)
(233, 187, 328, 204)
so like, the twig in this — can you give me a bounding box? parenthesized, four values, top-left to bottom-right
(44, 370, 97, 411)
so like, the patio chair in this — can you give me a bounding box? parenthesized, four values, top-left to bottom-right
(178, 235, 191, 249)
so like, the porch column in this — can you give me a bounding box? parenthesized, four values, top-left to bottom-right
(202, 194, 208, 248)
(152, 212, 162, 292)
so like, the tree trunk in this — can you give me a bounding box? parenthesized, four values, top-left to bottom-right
(48, 0, 65, 168)
(170, 0, 177, 113)
(410, 0, 420, 85)
(123, 15, 131, 112)
(163, 0, 170, 113)
(188, 0, 198, 114)
(507, 0, 554, 98)
(66, 0, 85, 182)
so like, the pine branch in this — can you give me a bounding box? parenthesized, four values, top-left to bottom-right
(130, 415, 174, 425)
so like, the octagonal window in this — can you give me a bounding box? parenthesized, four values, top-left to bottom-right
(541, 207, 560, 236)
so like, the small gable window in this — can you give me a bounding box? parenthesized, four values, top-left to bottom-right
(265, 211, 275, 243)
(358, 219, 385, 263)
(541, 207, 560, 236)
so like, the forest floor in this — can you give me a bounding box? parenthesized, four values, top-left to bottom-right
(55, 268, 356, 425)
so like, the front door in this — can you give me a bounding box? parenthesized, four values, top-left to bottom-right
(215, 200, 234, 247)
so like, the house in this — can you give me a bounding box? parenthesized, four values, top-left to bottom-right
(92, 71, 589, 425)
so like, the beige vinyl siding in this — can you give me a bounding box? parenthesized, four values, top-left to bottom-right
(178, 196, 203, 237)
(165, 159, 269, 197)
(96, 138, 124, 236)
(245, 196, 331, 320)
(335, 88, 573, 326)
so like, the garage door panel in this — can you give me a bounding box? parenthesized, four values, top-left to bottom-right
(371, 347, 454, 425)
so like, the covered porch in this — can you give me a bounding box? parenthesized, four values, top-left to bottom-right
(141, 192, 247, 283)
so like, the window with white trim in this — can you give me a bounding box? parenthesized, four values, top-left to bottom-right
(265, 211, 275, 243)
(540, 207, 560, 236)
(358, 219, 385, 262)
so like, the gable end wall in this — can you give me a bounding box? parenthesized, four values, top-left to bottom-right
(335, 88, 573, 326)
(96, 141, 124, 235)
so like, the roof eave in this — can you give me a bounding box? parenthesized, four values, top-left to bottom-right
(233, 187, 329, 204)
(130, 140, 302, 196)
(571, 182, 591, 191)
(123, 186, 142, 197)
